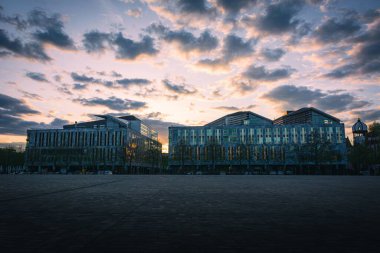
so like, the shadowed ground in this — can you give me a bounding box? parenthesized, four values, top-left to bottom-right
(1, 175, 379, 253)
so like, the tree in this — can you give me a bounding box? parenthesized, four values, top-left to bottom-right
(349, 122, 380, 174)
(0, 147, 24, 173)
(297, 131, 338, 174)
(125, 138, 138, 174)
(206, 136, 220, 172)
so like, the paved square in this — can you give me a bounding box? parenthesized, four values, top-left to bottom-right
(1, 175, 380, 252)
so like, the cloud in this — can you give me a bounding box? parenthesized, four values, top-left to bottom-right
(111, 71, 122, 78)
(70, 72, 151, 89)
(351, 109, 380, 122)
(213, 104, 256, 111)
(73, 83, 87, 90)
(144, 111, 165, 120)
(313, 16, 361, 44)
(262, 85, 370, 112)
(71, 72, 101, 83)
(48, 118, 70, 128)
(19, 90, 42, 100)
(74, 96, 147, 111)
(229, 76, 259, 95)
(222, 34, 256, 61)
(116, 78, 151, 87)
(0, 5, 28, 30)
(147, 23, 218, 53)
(196, 58, 229, 72)
(361, 9, 380, 24)
(27, 9, 75, 49)
(127, 8, 142, 18)
(196, 34, 256, 70)
(82, 30, 112, 53)
(56, 83, 73, 96)
(83, 30, 158, 60)
(243, 65, 295, 81)
(0, 93, 40, 116)
(0, 29, 50, 61)
(0, 93, 64, 135)
(0, 7, 74, 61)
(25, 72, 48, 82)
(244, 0, 305, 35)
(260, 48, 286, 61)
(113, 33, 158, 59)
(0, 113, 68, 135)
(162, 79, 197, 95)
(145, 0, 217, 27)
(325, 18, 380, 78)
(216, 0, 257, 17)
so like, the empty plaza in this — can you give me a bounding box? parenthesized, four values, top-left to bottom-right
(1, 175, 380, 252)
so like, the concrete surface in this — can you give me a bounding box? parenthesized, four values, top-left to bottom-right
(1, 175, 379, 252)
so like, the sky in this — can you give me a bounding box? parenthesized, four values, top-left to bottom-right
(0, 0, 380, 152)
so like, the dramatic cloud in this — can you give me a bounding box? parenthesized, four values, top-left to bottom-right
(27, 10, 74, 49)
(146, 0, 217, 26)
(197, 34, 256, 69)
(352, 109, 380, 122)
(0, 7, 74, 61)
(243, 65, 295, 81)
(262, 85, 370, 112)
(83, 31, 158, 59)
(25, 72, 48, 82)
(245, 0, 305, 35)
(222, 34, 256, 61)
(313, 16, 361, 43)
(0, 93, 40, 116)
(82, 30, 111, 53)
(0, 93, 65, 135)
(325, 18, 380, 78)
(261, 48, 286, 61)
(0, 5, 27, 30)
(162, 79, 197, 95)
(0, 29, 50, 61)
(147, 23, 218, 53)
(113, 33, 158, 59)
(74, 96, 147, 111)
(0, 113, 68, 135)
(216, 0, 257, 17)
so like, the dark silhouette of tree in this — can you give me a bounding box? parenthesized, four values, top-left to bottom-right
(349, 122, 380, 174)
(297, 131, 338, 174)
(206, 136, 220, 173)
(0, 147, 24, 173)
(126, 138, 138, 174)
(174, 137, 187, 173)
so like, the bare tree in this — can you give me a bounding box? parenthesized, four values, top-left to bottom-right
(125, 138, 138, 174)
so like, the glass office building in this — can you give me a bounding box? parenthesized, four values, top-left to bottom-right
(168, 108, 347, 174)
(25, 115, 161, 173)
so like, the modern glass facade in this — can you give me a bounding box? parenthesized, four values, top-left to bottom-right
(25, 115, 162, 173)
(169, 108, 347, 173)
